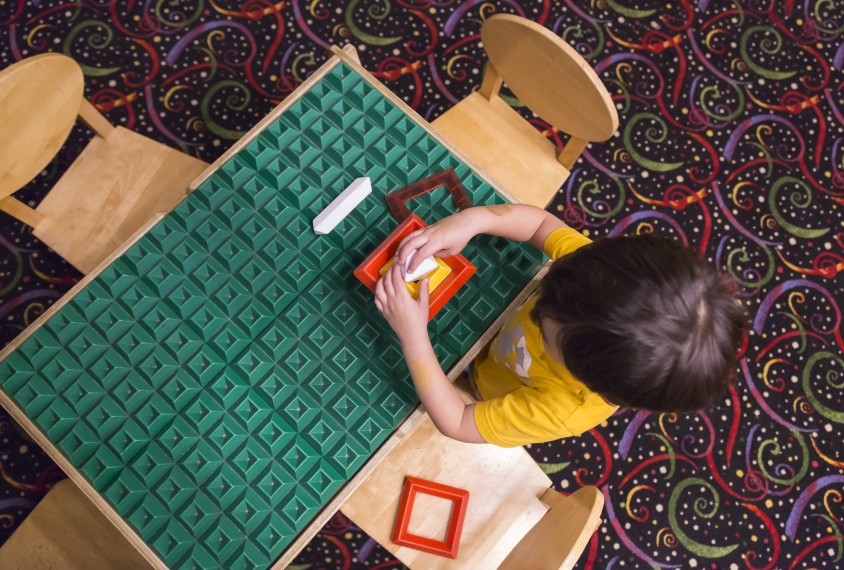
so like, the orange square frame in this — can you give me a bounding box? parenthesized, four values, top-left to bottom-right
(354, 214, 475, 321)
(391, 476, 470, 559)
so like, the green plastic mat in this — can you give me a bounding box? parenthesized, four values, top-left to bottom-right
(0, 62, 546, 570)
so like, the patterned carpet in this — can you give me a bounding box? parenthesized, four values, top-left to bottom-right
(1, 1, 843, 569)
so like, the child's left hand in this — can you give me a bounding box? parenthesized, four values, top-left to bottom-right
(374, 263, 429, 345)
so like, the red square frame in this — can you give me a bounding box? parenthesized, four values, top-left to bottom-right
(353, 214, 475, 321)
(385, 167, 474, 223)
(391, 476, 470, 559)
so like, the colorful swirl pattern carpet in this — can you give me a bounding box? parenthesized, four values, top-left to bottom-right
(0, 1, 842, 569)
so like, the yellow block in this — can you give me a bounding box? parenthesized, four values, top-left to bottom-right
(379, 255, 452, 300)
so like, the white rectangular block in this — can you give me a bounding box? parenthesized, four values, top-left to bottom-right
(401, 249, 438, 282)
(313, 177, 371, 235)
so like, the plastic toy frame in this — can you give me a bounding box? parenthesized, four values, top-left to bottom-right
(390, 476, 470, 559)
(353, 214, 475, 321)
(385, 167, 473, 222)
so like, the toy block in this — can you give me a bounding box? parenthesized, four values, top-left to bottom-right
(355, 214, 475, 321)
(385, 167, 474, 223)
(378, 255, 452, 301)
(399, 249, 438, 282)
(391, 476, 469, 559)
(312, 177, 371, 235)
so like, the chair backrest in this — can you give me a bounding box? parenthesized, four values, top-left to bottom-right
(496, 486, 604, 570)
(0, 53, 84, 197)
(480, 15, 617, 142)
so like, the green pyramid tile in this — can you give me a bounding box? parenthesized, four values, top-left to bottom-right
(209, 234, 252, 273)
(204, 464, 248, 511)
(121, 238, 164, 276)
(126, 492, 171, 541)
(301, 459, 344, 504)
(178, 440, 224, 486)
(151, 464, 198, 513)
(241, 135, 280, 172)
(300, 413, 344, 456)
(206, 368, 250, 409)
(229, 440, 272, 482)
(229, 391, 272, 432)
(106, 416, 153, 462)
(174, 543, 221, 570)
(83, 395, 127, 440)
(44, 304, 88, 345)
(253, 234, 297, 274)
(58, 420, 100, 465)
(224, 488, 271, 536)
(249, 513, 295, 559)
(129, 442, 175, 488)
(134, 392, 178, 436)
(102, 468, 145, 516)
(209, 279, 252, 319)
(350, 407, 394, 453)
(250, 365, 297, 409)
(251, 460, 295, 507)
(252, 412, 296, 456)
(230, 300, 274, 340)
(96, 262, 138, 297)
(277, 484, 320, 530)
(204, 414, 248, 459)
(151, 517, 195, 567)
(324, 387, 368, 430)
(300, 368, 343, 407)
(253, 319, 297, 362)
(175, 490, 223, 539)
(276, 343, 320, 389)
(170, 193, 212, 233)
(277, 436, 320, 479)
(136, 348, 181, 389)
(222, 539, 272, 570)
(157, 371, 203, 414)
(183, 344, 227, 386)
(79, 444, 122, 490)
(182, 391, 225, 435)
(207, 322, 251, 363)
(0, 355, 33, 397)
(198, 513, 244, 561)
(35, 397, 77, 441)
(187, 256, 231, 297)
(158, 416, 201, 459)
(192, 215, 232, 254)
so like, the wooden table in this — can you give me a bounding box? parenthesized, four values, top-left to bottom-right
(0, 45, 551, 570)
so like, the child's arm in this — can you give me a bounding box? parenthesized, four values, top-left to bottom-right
(396, 204, 566, 272)
(375, 264, 486, 443)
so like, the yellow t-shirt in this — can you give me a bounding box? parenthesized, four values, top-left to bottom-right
(473, 227, 618, 447)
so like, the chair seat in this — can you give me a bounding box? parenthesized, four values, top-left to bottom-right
(34, 126, 207, 274)
(432, 92, 569, 209)
(0, 479, 154, 570)
(341, 384, 551, 570)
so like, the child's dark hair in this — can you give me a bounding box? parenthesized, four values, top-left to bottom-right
(530, 234, 747, 413)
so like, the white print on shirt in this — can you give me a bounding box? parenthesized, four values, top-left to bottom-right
(492, 319, 533, 380)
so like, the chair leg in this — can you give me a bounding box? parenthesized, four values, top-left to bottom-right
(479, 62, 503, 100)
(557, 136, 589, 171)
(78, 98, 115, 139)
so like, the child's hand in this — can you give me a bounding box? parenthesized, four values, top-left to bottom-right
(375, 264, 429, 345)
(396, 212, 473, 272)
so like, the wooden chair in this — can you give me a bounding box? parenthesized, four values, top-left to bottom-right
(341, 380, 604, 570)
(432, 14, 618, 209)
(0, 479, 154, 570)
(0, 53, 208, 274)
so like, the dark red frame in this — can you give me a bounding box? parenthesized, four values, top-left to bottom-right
(353, 214, 475, 321)
(391, 476, 470, 559)
(385, 168, 473, 223)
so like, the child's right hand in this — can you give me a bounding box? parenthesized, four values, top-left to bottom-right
(396, 211, 475, 272)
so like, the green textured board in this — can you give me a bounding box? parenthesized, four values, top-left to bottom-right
(0, 61, 546, 570)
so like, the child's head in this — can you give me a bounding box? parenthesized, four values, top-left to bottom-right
(530, 234, 747, 413)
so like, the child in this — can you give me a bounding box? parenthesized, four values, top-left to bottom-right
(374, 204, 746, 447)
